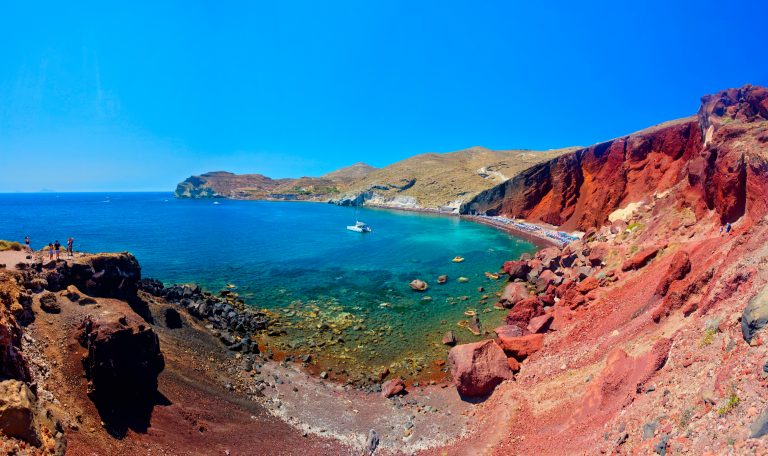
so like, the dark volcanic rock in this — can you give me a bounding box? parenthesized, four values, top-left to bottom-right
(77, 313, 164, 435)
(164, 308, 183, 329)
(39, 292, 61, 314)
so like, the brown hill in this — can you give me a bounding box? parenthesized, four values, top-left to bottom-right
(331, 146, 577, 211)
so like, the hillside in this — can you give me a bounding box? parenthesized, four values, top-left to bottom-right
(331, 146, 577, 211)
(174, 162, 377, 200)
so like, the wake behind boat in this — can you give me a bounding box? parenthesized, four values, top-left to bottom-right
(347, 221, 372, 233)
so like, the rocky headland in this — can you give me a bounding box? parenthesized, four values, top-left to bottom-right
(2, 85, 768, 454)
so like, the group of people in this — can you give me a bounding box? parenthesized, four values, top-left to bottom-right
(719, 223, 733, 236)
(24, 236, 75, 262)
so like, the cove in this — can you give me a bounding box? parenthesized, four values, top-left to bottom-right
(0, 192, 539, 382)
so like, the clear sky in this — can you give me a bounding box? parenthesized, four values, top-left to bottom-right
(1, 0, 767, 192)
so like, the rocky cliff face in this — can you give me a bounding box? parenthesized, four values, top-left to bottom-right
(174, 163, 376, 200)
(462, 85, 768, 231)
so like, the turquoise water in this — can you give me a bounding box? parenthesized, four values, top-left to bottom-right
(0, 193, 537, 381)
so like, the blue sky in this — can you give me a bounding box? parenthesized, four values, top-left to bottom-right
(1, 1, 767, 192)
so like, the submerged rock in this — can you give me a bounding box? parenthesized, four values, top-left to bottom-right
(409, 279, 429, 292)
(442, 331, 457, 346)
(437, 275, 448, 284)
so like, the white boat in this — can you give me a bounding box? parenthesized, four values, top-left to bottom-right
(347, 221, 372, 233)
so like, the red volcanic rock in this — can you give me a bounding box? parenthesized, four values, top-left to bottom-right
(502, 260, 530, 281)
(535, 270, 560, 293)
(653, 267, 714, 323)
(505, 297, 543, 329)
(572, 338, 671, 423)
(448, 340, 512, 397)
(588, 244, 608, 266)
(536, 247, 562, 270)
(621, 246, 661, 271)
(506, 357, 521, 372)
(441, 330, 457, 346)
(78, 313, 164, 409)
(654, 250, 691, 297)
(496, 333, 544, 361)
(463, 117, 702, 231)
(576, 277, 599, 294)
(527, 314, 553, 334)
(380, 378, 406, 398)
(699, 84, 768, 130)
(555, 280, 576, 298)
(539, 291, 555, 307)
(526, 259, 544, 282)
(499, 282, 530, 309)
(494, 325, 524, 340)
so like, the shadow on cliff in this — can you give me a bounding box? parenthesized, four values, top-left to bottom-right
(91, 390, 172, 439)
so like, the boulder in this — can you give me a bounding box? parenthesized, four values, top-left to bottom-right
(505, 297, 542, 328)
(0, 380, 37, 444)
(576, 277, 599, 294)
(77, 313, 165, 412)
(493, 325, 524, 340)
(535, 269, 560, 293)
(164, 308, 183, 329)
(448, 340, 512, 397)
(527, 314, 554, 334)
(381, 378, 406, 398)
(437, 275, 448, 284)
(654, 250, 691, 297)
(742, 285, 768, 342)
(496, 333, 544, 361)
(442, 330, 457, 346)
(39, 292, 61, 314)
(536, 247, 562, 270)
(409, 280, 428, 292)
(588, 244, 609, 266)
(621, 246, 661, 271)
(61, 285, 81, 302)
(466, 314, 482, 336)
(499, 282, 530, 308)
(502, 260, 530, 281)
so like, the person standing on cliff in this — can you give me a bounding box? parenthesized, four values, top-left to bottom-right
(726, 222, 732, 234)
(66, 237, 74, 258)
(54, 240, 61, 261)
(48, 243, 54, 262)
(24, 236, 30, 252)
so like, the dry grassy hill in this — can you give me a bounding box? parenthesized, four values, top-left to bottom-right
(331, 146, 577, 211)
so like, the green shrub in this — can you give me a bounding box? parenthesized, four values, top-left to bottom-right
(0, 240, 22, 251)
(717, 393, 740, 416)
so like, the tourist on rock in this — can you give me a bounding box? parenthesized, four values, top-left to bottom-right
(48, 242, 54, 261)
(24, 236, 30, 252)
(54, 240, 61, 260)
(67, 237, 74, 258)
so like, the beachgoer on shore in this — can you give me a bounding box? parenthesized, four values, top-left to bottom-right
(54, 240, 61, 260)
(48, 243, 54, 261)
(67, 237, 74, 258)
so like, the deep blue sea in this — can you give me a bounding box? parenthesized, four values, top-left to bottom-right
(0, 192, 537, 380)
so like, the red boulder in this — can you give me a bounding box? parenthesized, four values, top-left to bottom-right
(448, 340, 513, 397)
(505, 297, 543, 328)
(381, 378, 406, 398)
(499, 282, 530, 309)
(496, 333, 544, 361)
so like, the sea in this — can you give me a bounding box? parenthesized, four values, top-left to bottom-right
(0, 192, 538, 382)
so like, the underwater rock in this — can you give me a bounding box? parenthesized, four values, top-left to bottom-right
(409, 279, 429, 292)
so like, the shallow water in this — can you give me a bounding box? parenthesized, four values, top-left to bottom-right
(0, 193, 537, 381)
